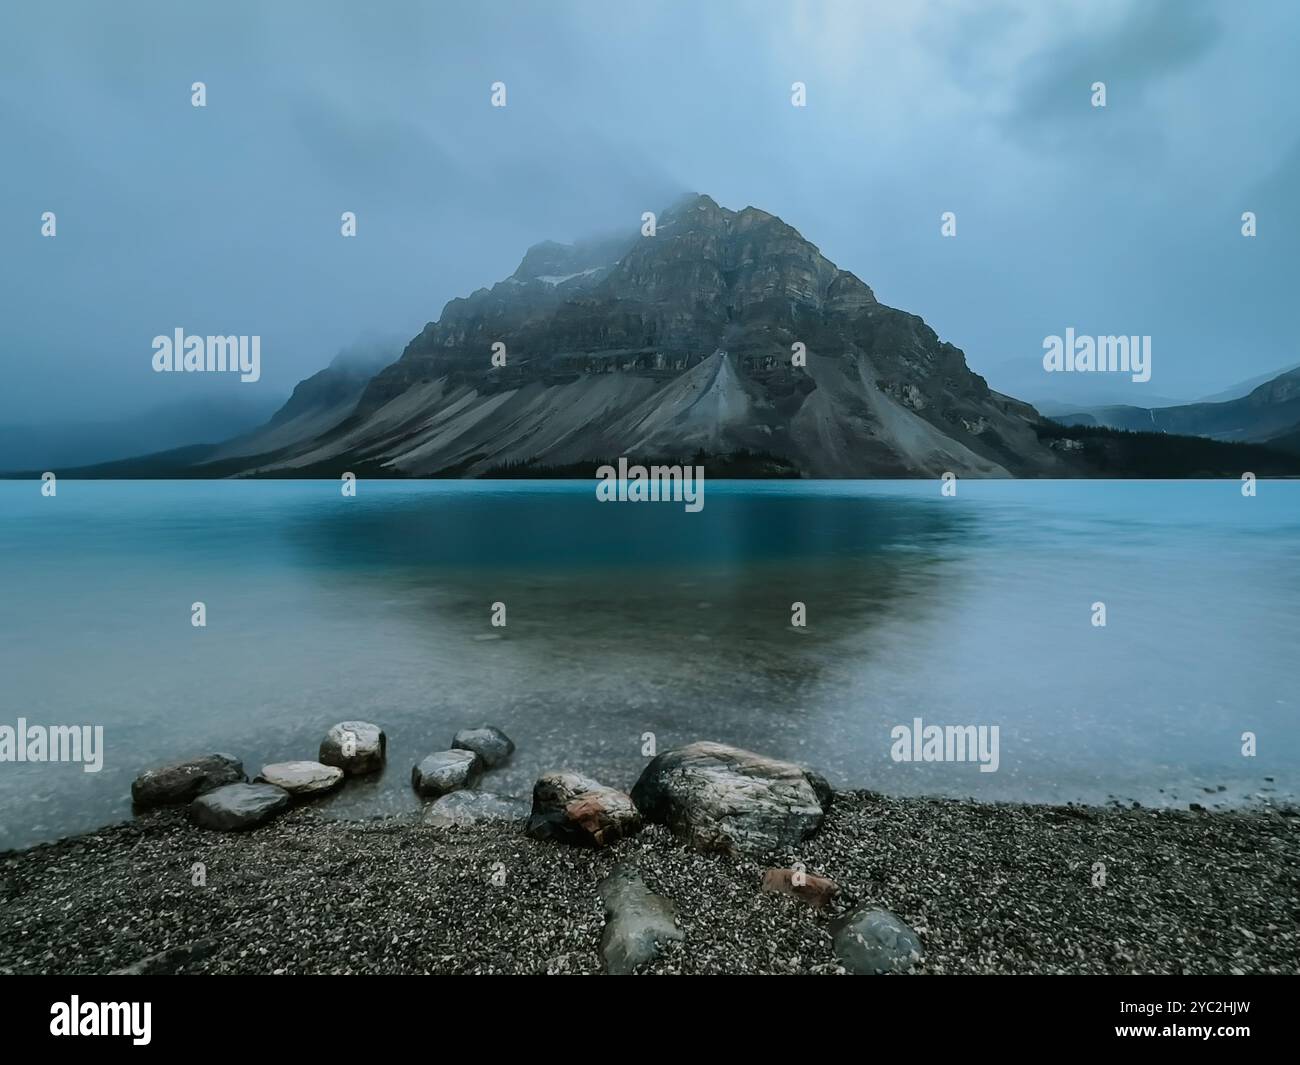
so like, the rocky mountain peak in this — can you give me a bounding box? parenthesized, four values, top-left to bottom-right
(278, 194, 1071, 478)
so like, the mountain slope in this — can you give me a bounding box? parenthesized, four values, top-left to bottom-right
(234, 194, 1069, 478)
(1052, 366, 1300, 444)
(1196, 361, 1300, 404)
(203, 336, 399, 465)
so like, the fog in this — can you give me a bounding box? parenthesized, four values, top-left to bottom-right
(1, 0, 1296, 427)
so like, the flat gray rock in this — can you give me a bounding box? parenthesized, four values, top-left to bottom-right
(630, 741, 830, 854)
(131, 753, 245, 808)
(411, 749, 483, 797)
(256, 760, 344, 796)
(189, 783, 291, 831)
(319, 721, 386, 776)
(111, 938, 217, 975)
(451, 725, 515, 768)
(598, 865, 684, 974)
(831, 908, 923, 974)
(423, 790, 529, 827)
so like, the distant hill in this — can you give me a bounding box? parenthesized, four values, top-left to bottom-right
(1050, 367, 1300, 446)
(1196, 361, 1300, 404)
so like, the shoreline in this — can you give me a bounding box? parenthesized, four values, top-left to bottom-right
(3, 789, 1296, 975)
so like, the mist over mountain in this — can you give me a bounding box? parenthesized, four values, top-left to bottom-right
(0, 391, 284, 472)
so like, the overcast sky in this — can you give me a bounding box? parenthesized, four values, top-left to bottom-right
(2, 0, 1297, 421)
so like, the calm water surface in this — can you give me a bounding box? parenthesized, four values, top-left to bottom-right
(0, 479, 1296, 849)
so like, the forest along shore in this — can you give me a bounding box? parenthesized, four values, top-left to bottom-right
(1, 786, 1295, 974)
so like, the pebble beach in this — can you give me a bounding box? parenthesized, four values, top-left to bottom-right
(2, 790, 1296, 975)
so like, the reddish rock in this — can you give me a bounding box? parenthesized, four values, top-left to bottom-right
(526, 771, 642, 847)
(761, 867, 840, 909)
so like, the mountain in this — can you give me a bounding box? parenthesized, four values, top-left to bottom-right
(214, 194, 1071, 478)
(1051, 366, 1300, 444)
(1196, 361, 1300, 404)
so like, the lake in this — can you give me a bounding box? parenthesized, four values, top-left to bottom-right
(0, 479, 1295, 849)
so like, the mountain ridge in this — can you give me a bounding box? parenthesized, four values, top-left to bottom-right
(1051, 367, 1300, 445)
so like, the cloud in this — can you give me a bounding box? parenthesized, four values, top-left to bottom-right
(1002, 0, 1221, 146)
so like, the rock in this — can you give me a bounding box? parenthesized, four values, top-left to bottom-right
(411, 749, 483, 797)
(423, 790, 530, 827)
(831, 908, 923, 974)
(630, 741, 830, 854)
(597, 865, 684, 974)
(451, 725, 515, 768)
(130, 753, 245, 808)
(525, 771, 642, 847)
(255, 760, 344, 797)
(319, 721, 386, 776)
(189, 783, 291, 831)
(111, 938, 217, 975)
(761, 867, 840, 909)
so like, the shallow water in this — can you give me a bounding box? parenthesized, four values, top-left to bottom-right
(0, 479, 1295, 849)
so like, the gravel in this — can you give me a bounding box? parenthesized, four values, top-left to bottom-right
(1, 791, 1296, 974)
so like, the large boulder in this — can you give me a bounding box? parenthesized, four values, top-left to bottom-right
(256, 760, 344, 797)
(131, 753, 245, 808)
(189, 783, 291, 831)
(630, 741, 831, 855)
(411, 749, 483, 797)
(831, 908, 923, 974)
(319, 721, 386, 776)
(423, 790, 530, 827)
(451, 725, 515, 768)
(598, 865, 684, 974)
(525, 771, 642, 847)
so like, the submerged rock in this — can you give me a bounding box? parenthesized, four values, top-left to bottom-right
(525, 771, 642, 847)
(256, 760, 344, 797)
(189, 783, 291, 831)
(761, 867, 840, 909)
(131, 753, 245, 808)
(412, 749, 483, 797)
(831, 908, 923, 974)
(630, 741, 830, 854)
(597, 865, 684, 974)
(319, 721, 386, 776)
(424, 790, 530, 827)
(451, 725, 515, 768)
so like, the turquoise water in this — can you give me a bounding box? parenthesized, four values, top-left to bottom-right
(0, 479, 1296, 849)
